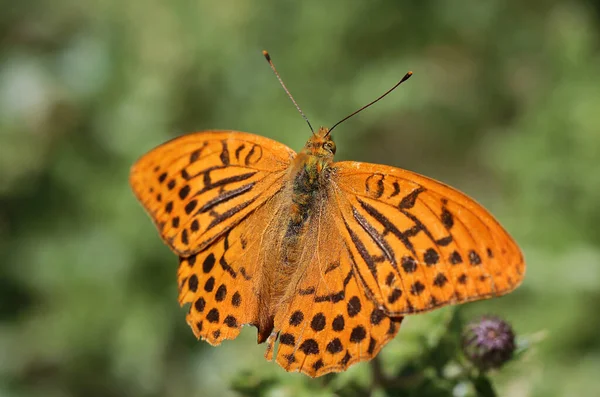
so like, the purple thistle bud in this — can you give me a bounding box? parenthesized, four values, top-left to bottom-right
(462, 315, 516, 371)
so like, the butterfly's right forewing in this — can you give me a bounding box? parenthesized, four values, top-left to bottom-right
(131, 130, 297, 346)
(130, 131, 296, 256)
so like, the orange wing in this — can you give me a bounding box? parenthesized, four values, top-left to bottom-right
(177, 194, 288, 345)
(131, 130, 296, 345)
(331, 161, 525, 316)
(130, 130, 295, 256)
(264, 199, 403, 377)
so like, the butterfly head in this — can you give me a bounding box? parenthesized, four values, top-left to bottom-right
(301, 127, 336, 159)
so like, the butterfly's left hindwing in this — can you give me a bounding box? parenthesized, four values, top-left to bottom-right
(331, 161, 525, 316)
(130, 131, 296, 256)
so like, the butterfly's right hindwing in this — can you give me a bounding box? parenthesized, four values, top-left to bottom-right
(177, 193, 289, 346)
(130, 130, 295, 256)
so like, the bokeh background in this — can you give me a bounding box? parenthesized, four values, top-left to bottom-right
(2, 1, 600, 396)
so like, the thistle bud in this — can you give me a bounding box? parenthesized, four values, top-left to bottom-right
(462, 315, 516, 371)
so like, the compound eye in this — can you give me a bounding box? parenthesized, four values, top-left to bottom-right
(323, 141, 336, 154)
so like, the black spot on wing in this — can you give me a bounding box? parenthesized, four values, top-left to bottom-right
(365, 173, 385, 198)
(299, 339, 319, 355)
(436, 236, 453, 246)
(469, 250, 482, 265)
(423, 248, 439, 266)
(234, 144, 245, 161)
(219, 140, 230, 165)
(185, 200, 197, 215)
(410, 281, 425, 296)
(450, 251, 463, 265)
(433, 273, 448, 287)
(441, 207, 454, 229)
(179, 185, 190, 200)
(399, 187, 426, 209)
(401, 256, 417, 273)
(390, 181, 400, 198)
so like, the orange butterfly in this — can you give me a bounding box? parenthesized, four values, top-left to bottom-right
(129, 51, 525, 377)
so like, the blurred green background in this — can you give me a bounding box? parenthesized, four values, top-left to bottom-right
(2, 1, 600, 396)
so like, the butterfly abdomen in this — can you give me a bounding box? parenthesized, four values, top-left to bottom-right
(254, 153, 332, 340)
(256, 156, 329, 342)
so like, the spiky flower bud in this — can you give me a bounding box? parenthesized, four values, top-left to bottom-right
(462, 315, 516, 371)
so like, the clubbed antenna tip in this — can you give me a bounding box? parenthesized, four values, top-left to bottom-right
(262, 49, 314, 133)
(328, 70, 414, 134)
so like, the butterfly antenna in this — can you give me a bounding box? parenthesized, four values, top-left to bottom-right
(263, 50, 314, 134)
(328, 71, 413, 135)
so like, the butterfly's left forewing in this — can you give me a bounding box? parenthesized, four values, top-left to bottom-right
(130, 130, 295, 256)
(331, 161, 525, 316)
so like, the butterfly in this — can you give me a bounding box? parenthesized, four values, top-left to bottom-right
(129, 51, 525, 377)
